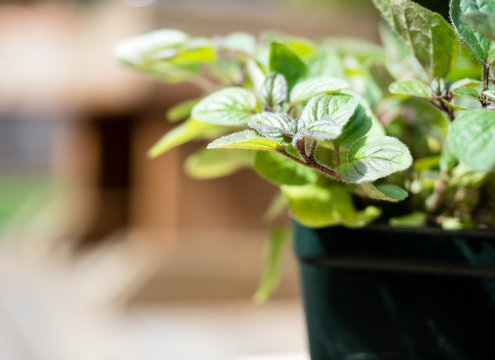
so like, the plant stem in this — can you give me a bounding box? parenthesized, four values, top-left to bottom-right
(483, 62, 491, 90)
(276, 148, 342, 181)
(429, 99, 454, 121)
(334, 142, 340, 167)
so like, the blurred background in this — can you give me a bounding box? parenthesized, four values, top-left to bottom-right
(0, 0, 446, 359)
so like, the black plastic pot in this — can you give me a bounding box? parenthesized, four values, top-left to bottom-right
(294, 222, 495, 360)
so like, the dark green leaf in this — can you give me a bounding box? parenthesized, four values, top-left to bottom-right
(450, 0, 495, 64)
(356, 183, 409, 202)
(269, 42, 308, 90)
(373, 0, 459, 79)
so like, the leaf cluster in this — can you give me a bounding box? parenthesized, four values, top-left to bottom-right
(116, 0, 495, 299)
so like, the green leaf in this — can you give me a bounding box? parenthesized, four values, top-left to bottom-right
(259, 72, 288, 109)
(337, 136, 412, 183)
(389, 80, 432, 98)
(248, 112, 300, 143)
(207, 130, 285, 151)
(452, 86, 481, 100)
(166, 99, 199, 122)
(298, 116, 343, 141)
(463, 11, 495, 41)
(482, 89, 495, 101)
(356, 183, 408, 202)
(450, 0, 495, 64)
(222, 32, 256, 54)
(447, 109, 495, 171)
(192, 87, 257, 126)
(301, 93, 359, 127)
(253, 226, 290, 304)
(337, 100, 378, 145)
(281, 184, 381, 228)
(185, 149, 253, 179)
(373, 0, 459, 79)
(389, 212, 426, 227)
(289, 76, 349, 104)
(114, 29, 189, 65)
(148, 119, 219, 158)
(307, 49, 345, 78)
(269, 42, 308, 89)
(254, 151, 317, 185)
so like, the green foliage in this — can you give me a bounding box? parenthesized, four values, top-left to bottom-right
(448, 109, 495, 171)
(269, 42, 308, 89)
(119, 0, 495, 300)
(450, 0, 495, 64)
(185, 149, 253, 179)
(254, 151, 318, 185)
(192, 87, 257, 126)
(389, 80, 432, 98)
(337, 136, 413, 183)
(148, 119, 222, 158)
(207, 130, 285, 151)
(281, 184, 381, 228)
(289, 76, 349, 104)
(253, 226, 290, 303)
(373, 0, 459, 79)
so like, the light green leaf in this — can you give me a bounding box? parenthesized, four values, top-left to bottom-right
(248, 112, 300, 143)
(447, 109, 495, 171)
(207, 130, 285, 151)
(298, 116, 343, 141)
(254, 151, 317, 185)
(253, 226, 290, 304)
(289, 76, 349, 104)
(463, 11, 495, 41)
(307, 49, 345, 78)
(185, 149, 253, 179)
(148, 119, 219, 158)
(389, 212, 426, 227)
(373, 0, 459, 79)
(452, 86, 481, 100)
(223, 32, 256, 54)
(192, 87, 257, 126)
(450, 0, 495, 64)
(301, 93, 358, 127)
(269, 42, 308, 89)
(167, 99, 199, 122)
(337, 136, 412, 183)
(356, 183, 408, 202)
(389, 80, 432, 98)
(114, 29, 189, 65)
(259, 72, 288, 109)
(281, 184, 381, 228)
(247, 59, 266, 94)
(482, 89, 495, 101)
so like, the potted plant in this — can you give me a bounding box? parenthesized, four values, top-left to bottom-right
(115, 0, 495, 358)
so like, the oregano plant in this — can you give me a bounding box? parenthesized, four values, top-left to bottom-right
(116, 0, 495, 300)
